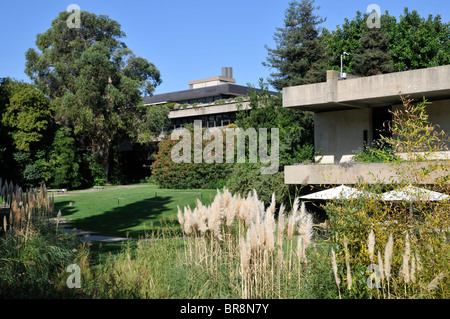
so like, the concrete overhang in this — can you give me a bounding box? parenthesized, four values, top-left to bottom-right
(169, 101, 250, 119)
(283, 65, 450, 112)
(143, 84, 250, 105)
(285, 162, 450, 185)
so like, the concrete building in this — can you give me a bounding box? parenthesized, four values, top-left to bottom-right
(282, 65, 450, 185)
(144, 68, 257, 130)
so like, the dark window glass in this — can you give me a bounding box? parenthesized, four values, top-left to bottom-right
(209, 115, 215, 127)
(215, 114, 223, 126)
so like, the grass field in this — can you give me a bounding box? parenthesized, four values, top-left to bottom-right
(53, 184, 217, 239)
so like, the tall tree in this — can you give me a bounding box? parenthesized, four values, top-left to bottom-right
(322, 11, 398, 75)
(0, 79, 56, 186)
(389, 8, 450, 71)
(322, 8, 449, 75)
(1, 81, 53, 152)
(236, 80, 314, 167)
(0, 78, 19, 182)
(25, 10, 162, 182)
(263, 0, 329, 90)
(352, 26, 394, 76)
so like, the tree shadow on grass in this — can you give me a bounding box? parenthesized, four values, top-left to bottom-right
(54, 200, 79, 216)
(54, 196, 180, 239)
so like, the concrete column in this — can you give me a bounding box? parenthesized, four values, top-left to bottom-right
(326, 70, 340, 103)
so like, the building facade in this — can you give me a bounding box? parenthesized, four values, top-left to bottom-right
(144, 68, 252, 131)
(282, 65, 450, 185)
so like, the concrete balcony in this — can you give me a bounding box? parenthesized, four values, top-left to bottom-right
(281, 65, 450, 180)
(283, 65, 450, 112)
(169, 99, 250, 120)
(284, 160, 450, 185)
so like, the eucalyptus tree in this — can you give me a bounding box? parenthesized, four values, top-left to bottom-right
(25, 10, 162, 182)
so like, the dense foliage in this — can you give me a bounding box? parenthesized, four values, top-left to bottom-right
(267, 1, 450, 86)
(151, 124, 232, 189)
(24, 10, 163, 185)
(225, 81, 314, 207)
(236, 81, 315, 167)
(325, 97, 449, 299)
(263, 0, 329, 90)
(1, 10, 168, 188)
(351, 28, 394, 76)
(2, 2, 449, 191)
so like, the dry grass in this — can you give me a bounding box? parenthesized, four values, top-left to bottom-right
(177, 187, 316, 299)
(330, 227, 448, 299)
(0, 178, 55, 240)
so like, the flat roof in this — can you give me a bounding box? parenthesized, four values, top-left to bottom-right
(143, 83, 250, 105)
(144, 84, 279, 106)
(283, 65, 450, 112)
(188, 76, 236, 85)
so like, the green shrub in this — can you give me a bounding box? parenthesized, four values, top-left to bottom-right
(226, 163, 291, 208)
(353, 142, 399, 163)
(43, 127, 84, 189)
(162, 102, 177, 110)
(323, 97, 450, 299)
(151, 124, 232, 189)
(236, 80, 315, 167)
(89, 159, 107, 186)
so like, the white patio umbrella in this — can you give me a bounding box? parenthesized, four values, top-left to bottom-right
(381, 185, 450, 202)
(381, 185, 449, 218)
(300, 185, 376, 200)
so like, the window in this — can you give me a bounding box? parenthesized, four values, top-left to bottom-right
(216, 114, 223, 126)
(209, 115, 215, 127)
(202, 116, 208, 128)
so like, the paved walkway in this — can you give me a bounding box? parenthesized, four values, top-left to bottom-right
(50, 184, 152, 197)
(56, 218, 189, 243)
(56, 218, 129, 243)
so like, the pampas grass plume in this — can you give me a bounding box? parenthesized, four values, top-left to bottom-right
(183, 206, 193, 235)
(287, 198, 299, 241)
(331, 248, 340, 287)
(401, 233, 411, 283)
(277, 204, 285, 247)
(239, 236, 249, 274)
(177, 206, 184, 229)
(426, 273, 445, 291)
(299, 210, 313, 249)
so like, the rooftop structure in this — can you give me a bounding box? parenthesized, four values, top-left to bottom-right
(144, 67, 277, 131)
(144, 67, 246, 106)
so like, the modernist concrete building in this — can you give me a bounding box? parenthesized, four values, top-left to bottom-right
(283, 65, 450, 185)
(144, 68, 264, 130)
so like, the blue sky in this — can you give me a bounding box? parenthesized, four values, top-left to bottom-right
(0, 0, 449, 94)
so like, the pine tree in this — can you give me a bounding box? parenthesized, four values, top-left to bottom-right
(351, 27, 394, 76)
(263, 0, 329, 91)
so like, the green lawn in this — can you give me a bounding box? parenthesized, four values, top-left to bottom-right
(53, 184, 217, 239)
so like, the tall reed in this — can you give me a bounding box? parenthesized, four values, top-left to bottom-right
(177, 187, 316, 299)
(0, 178, 55, 240)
